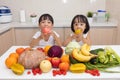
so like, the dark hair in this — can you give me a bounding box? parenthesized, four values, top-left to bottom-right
(38, 14, 54, 24)
(71, 15, 90, 34)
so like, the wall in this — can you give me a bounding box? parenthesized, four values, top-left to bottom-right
(0, 0, 105, 24)
(106, 0, 120, 44)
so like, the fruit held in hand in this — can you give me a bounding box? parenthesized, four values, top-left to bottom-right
(40, 60, 52, 73)
(43, 27, 51, 34)
(75, 29, 82, 34)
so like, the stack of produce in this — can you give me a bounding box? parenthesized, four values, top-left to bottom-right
(4, 43, 120, 76)
(85, 47, 120, 73)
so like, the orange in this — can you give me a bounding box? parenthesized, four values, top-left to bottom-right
(16, 47, 25, 55)
(59, 62, 69, 71)
(5, 57, 17, 68)
(44, 45, 51, 55)
(9, 53, 19, 59)
(61, 54, 70, 63)
(25, 47, 32, 51)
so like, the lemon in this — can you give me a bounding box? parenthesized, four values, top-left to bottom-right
(75, 29, 82, 34)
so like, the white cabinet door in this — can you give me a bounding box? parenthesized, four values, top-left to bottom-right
(0, 29, 13, 56)
(14, 27, 38, 45)
(90, 27, 117, 45)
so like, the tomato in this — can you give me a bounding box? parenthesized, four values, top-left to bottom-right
(52, 69, 67, 76)
(85, 69, 100, 76)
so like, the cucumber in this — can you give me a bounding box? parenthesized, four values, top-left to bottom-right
(69, 54, 79, 64)
(90, 48, 104, 55)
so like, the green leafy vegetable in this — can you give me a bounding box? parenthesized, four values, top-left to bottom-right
(105, 47, 120, 63)
(65, 42, 81, 54)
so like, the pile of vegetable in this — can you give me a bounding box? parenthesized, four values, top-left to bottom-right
(85, 47, 120, 73)
(4, 43, 120, 77)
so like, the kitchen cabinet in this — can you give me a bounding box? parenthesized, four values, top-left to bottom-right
(14, 27, 38, 45)
(11, 27, 118, 46)
(0, 28, 13, 56)
(64, 27, 72, 40)
(90, 27, 117, 45)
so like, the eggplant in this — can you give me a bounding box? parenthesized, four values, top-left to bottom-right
(90, 57, 98, 64)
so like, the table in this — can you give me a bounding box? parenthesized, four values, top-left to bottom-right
(0, 45, 120, 80)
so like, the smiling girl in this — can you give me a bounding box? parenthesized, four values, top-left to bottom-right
(63, 14, 91, 46)
(30, 14, 62, 48)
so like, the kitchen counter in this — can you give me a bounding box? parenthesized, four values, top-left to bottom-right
(0, 21, 118, 34)
(0, 45, 120, 80)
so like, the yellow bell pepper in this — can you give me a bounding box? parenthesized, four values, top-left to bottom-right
(69, 63, 86, 73)
(11, 63, 24, 75)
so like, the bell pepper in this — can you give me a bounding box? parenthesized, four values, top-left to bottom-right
(11, 63, 24, 75)
(69, 63, 86, 73)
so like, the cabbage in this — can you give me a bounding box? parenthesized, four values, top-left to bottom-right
(65, 42, 81, 54)
(48, 45, 63, 58)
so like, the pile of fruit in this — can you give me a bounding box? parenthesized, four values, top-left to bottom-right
(4, 42, 120, 77)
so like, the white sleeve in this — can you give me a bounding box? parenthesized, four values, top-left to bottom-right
(53, 31, 60, 37)
(83, 33, 88, 38)
(32, 31, 41, 39)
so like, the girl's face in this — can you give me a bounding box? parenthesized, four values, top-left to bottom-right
(39, 19, 53, 32)
(73, 18, 86, 32)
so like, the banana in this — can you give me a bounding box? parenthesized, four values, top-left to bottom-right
(72, 48, 97, 62)
(81, 43, 93, 56)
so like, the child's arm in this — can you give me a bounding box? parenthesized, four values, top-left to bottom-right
(63, 34, 75, 47)
(51, 31, 62, 46)
(29, 35, 43, 48)
(82, 32, 91, 45)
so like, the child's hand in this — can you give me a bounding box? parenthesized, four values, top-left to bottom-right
(71, 33, 83, 40)
(38, 33, 44, 39)
(50, 31, 56, 38)
(42, 27, 51, 35)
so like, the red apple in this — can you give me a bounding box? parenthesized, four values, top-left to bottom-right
(42, 27, 51, 34)
(51, 57, 61, 68)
